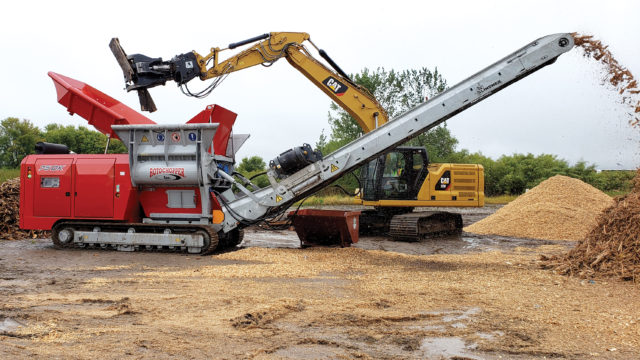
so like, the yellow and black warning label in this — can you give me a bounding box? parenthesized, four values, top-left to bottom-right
(141, 135, 148, 143)
(330, 164, 339, 172)
(275, 195, 283, 203)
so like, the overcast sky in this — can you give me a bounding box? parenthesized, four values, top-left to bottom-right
(1, 0, 639, 169)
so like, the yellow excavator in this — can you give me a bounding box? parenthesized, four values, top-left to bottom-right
(110, 32, 484, 240)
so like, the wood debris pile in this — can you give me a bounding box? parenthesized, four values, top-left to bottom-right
(464, 175, 613, 241)
(544, 170, 640, 282)
(572, 33, 640, 127)
(0, 178, 49, 240)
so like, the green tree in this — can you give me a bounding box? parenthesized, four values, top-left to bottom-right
(592, 170, 635, 193)
(324, 67, 449, 145)
(43, 124, 127, 154)
(235, 156, 269, 188)
(317, 67, 453, 193)
(406, 125, 458, 163)
(236, 156, 266, 173)
(0, 118, 43, 167)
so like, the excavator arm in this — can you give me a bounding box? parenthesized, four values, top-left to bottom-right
(110, 32, 388, 131)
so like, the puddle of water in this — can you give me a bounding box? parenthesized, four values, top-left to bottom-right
(272, 344, 344, 359)
(476, 331, 505, 341)
(421, 337, 480, 359)
(0, 317, 24, 332)
(407, 324, 446, 332)
(442, 307, 481, 323)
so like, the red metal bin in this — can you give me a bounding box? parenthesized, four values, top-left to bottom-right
(289, 209, 361, 247)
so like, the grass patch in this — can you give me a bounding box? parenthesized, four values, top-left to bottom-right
(605, 189, 632, 197)
(296, 195, 355, 207)
(0, 168, 20, 183)
(484, 194, 519, 204)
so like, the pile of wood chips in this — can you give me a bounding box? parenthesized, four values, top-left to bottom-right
(464, 175, 613, 241)
(544, 170, 640, 282)
(0, 178, 49, 240)
(572, 33, 640, 127)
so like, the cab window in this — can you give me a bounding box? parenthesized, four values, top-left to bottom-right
(383, 152, 405, 178)
(413, 153, 424, 170)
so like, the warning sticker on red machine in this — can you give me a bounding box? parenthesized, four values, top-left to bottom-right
(149, 167, 185, 180)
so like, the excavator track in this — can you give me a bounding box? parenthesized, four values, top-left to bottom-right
(388, 212, 463, 241)
(52, 221, 220, 255)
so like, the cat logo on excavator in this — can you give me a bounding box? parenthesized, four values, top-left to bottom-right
(322, 76, 347, 96)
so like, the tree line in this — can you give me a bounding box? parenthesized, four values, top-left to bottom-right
(1, 67, 634, 195)
(0, 117, 126, 168)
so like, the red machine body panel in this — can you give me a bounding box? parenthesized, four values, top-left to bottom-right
(32, 158, 74, 217)
(20, 154, 140, 230)
(74, 158, 116, 218)
(186, 104, 237, 156)
(48, 72, 156, 138)
(138, 186, 203, 216)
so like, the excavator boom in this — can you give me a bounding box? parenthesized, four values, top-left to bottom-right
(110, 32, 389, 131)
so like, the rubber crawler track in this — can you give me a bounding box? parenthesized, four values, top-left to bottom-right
(388, 211, 463, 241)
(52, 221, 221, 255)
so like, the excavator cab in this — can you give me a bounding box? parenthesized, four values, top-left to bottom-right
(361, 147, 429, 202)
(359, 146, 467, 240)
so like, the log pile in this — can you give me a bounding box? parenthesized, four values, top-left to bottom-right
(0, 178, 49, 240)
(543, 170, 640, 282)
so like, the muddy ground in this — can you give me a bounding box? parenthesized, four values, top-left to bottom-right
(1, 205, 639, 359)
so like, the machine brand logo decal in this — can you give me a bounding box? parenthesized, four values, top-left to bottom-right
(435, 171, 451, 191)
(38, 165, 65, 172)
(322, 76, 347, 96)
(149, 167, 185, 181)
(476, 79, 503, 95)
